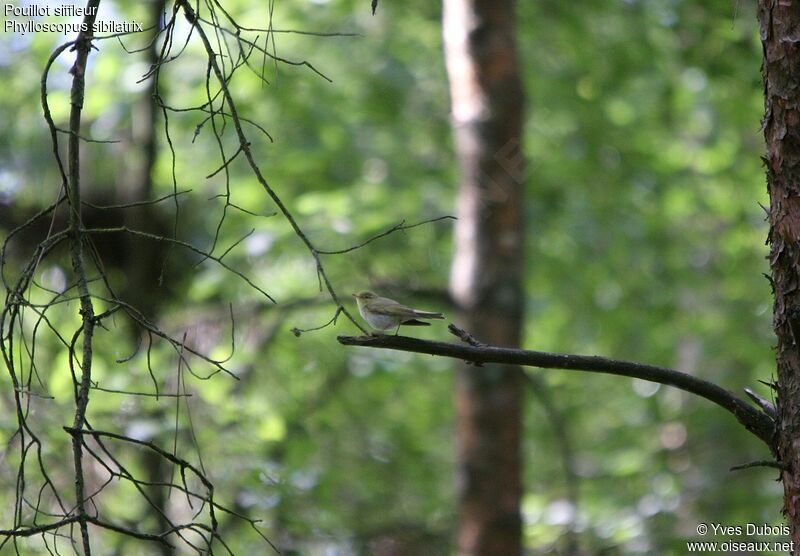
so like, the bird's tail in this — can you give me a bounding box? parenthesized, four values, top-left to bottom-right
(401, 319, 432, 326)
(412, 311, 445, 320)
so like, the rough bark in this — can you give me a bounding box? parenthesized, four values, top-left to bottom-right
(443, 0, 526, 554)
(759, 0, 800, 550)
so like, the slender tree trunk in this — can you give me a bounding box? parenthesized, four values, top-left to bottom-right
(443, 0, 526, 554)
(759, 0, 800, 550)
(122, 3, 174, 553)
(118, 0, 168, 320)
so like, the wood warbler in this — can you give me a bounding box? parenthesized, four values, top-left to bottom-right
(352, 291, 445, 334)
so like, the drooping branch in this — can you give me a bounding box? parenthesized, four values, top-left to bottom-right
(175, 0, 369, 335)
(338, 326, 776, 451)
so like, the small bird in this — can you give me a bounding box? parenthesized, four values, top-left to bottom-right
(352, 291, 445, 334)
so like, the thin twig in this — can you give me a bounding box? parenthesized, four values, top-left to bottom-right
(82, 189, 191, 210)
(82, 226, 275, 303)
(730, 460, 787, 472)
(177, 0, 368, 334)
(316, 215, 455, 255)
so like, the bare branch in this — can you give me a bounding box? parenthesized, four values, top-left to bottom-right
(82, 189, 191, 210)
(82, 226, 275, 303)
(291, 306, 343, 336)
(196, 15, 334, 82)
(730, 460, 787, 472)
(0, 516, 82, 538)
(63, 3, 102, 553)
(316, 215, 456, 255)
(176, 0, 367, 334)
(745, 387, 776, 419)
(337, 327, 776, 450)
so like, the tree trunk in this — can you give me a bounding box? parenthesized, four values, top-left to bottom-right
(759, 0, 800, 550)
(443, 0, 526, 554)
(117, 0, 169, 320)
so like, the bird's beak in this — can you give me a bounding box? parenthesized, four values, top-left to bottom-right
(351, 293, 357, 298)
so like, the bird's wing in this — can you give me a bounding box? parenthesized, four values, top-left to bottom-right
(369, 299, 419, 317)
(371, 299, 444, 319)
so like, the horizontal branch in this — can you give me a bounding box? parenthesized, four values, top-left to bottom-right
(337, 331, 776, 451)
(0, 516, 81, 538)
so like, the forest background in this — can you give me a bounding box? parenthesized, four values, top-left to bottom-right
(0, 0, 781, 553)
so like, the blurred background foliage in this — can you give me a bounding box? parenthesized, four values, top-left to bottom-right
(0, 0, 780, 553)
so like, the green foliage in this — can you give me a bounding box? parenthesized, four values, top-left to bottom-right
(0, 0, 782, 553)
